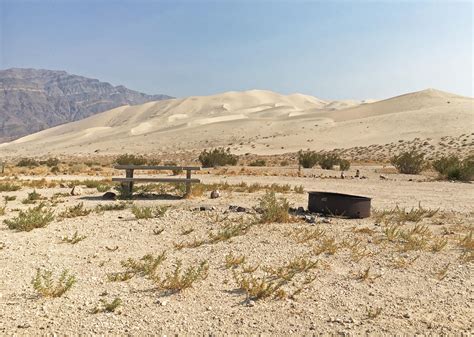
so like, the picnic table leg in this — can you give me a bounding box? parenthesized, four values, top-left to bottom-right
(185, 169, 192, 197)
(121, 169, 134, 197)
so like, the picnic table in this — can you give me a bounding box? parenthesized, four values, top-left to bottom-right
(112, 165, 201, 197)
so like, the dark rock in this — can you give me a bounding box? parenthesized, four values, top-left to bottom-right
(229, 205, 247, 212)
(102, 192, 116, 200)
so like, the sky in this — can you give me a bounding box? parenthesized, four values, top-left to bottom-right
(0, 0, 472, 100)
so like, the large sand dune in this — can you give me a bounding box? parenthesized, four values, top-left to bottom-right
(0, 88, 472, 156)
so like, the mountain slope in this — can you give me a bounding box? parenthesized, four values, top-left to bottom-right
(0, 68, 173, 142)
(0, 88, 472, 156)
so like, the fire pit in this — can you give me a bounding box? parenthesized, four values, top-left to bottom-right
(308, 192, 371, 218)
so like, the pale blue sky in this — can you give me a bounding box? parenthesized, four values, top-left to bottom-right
(0, 0, 472, 99)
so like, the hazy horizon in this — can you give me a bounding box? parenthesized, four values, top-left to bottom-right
(0, 0, 472, 100)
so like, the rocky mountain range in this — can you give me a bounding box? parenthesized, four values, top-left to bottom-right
(0, 68, 173, 142)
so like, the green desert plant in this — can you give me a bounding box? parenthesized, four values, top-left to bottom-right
(4, 203, 54, 231)
(17, 158, 39, 167)
(22, 190, 43, 204)
(338, 159, 351, 171)
(59, 202, 91, 218)
(108, 252, 167, 281)
(433, 155, 474, 181)
(318, 153, 341, 170)
(297, 150, 319, 168)
(61, 231, 87, 244)
(258, 191, 290, 223)
(198, 147, 238, 167)
(225, 252, 246, 269)
(32, 268, 76, 297)
(391, 150, 426, 174)
(249, 159, 266, 167)
(131, 205, 168, 219)
(92, 297, 122, 313)
(115, 154, 147, 165)
(0, 182, 21, 192)
(153, 260, 209, 293)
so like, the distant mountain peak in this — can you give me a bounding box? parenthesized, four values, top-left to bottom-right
(0, 68, 173, 142)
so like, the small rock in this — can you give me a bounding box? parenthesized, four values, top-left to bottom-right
(229, 205, 247, 212)
(305, 215, 316, 224)
(157, 299, 168, 306)
(403, 313, 411, 319)
(245, 300, 255, 307)
(210, 190, 220, 199)
(70, 186, 83, 196)
(17, 323, 30, 329)
(322, 218, 331, 224)
(379, 175, 387, 180)
(102, 192, 116, 200)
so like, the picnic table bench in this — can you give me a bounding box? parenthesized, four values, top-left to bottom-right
(112, 165, 201, 197)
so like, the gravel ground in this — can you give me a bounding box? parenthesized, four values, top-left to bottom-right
(0, 169, 472, 335)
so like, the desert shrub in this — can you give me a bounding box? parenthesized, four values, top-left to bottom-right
(93, 298, 122, 313)
(59, 203, 91, 218)
(0, 182, 21, 192)
(319, 153, 341, 170)
(298, 150, 319, 168)
(249, 159, 266, 167)
(4, 203, 54, 231)
(115, 154, 147, 165)
(32, 268, 76, 297)
(258, 191, 290, 223)
(339, 159, 351, 171)
(96, 185, 110, 192)
(280, 160, 290, 167)
(131, 205, 168, 219)
(22, 190, 43, 204)
(164, 162, 183, 175)
(153, 260, 209, 293)
(41, 157, 60, 167)
(17, 158, 39, 167)
(198, 147, 238, 168)
(61, 231, 87, 244)
(390, 150, 425, 174)
(50, 166, 60, 174)
(433, 155, 474, 181)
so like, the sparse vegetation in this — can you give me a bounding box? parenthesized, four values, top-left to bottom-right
(249, 159, 266, 167)
(61, 231, 87, 244)
(258, 191, 290, 223)
(93, 298, 122, 314)
(115, 154, 147, 165)
(131, 205, 168, 219)
(17, 158, 39, 167)
(391, 150, 426, 174)
(108, 252, 167, 281)
(153, 260, 209, 293)
(0, 182, 21, 192)
(59, 202, 91, 218)
(318, 153, 341, 170)
(298, 150, 319, 168)
(32, 268, 76, 297)
(4, 203, 54, 231)
(225, 252, 246, 269)
(22, 190, 43, 204)
(433, 155, 474, 181)
(198, 147, 238, 167)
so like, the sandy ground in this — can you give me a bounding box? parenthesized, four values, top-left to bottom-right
(0, 167, 472, 335)
(0, 88, 472, 157)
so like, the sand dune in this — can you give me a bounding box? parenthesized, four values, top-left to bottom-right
(0, 88, 472, 156)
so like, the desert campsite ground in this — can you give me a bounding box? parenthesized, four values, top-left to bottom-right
(0, 164, 472, 335)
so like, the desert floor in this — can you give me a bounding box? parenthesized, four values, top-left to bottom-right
(0, 165, 472, 335)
